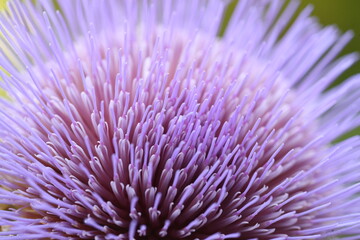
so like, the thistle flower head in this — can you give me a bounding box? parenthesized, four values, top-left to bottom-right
(1, 0, 360, 239)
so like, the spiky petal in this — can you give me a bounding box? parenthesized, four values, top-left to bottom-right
(0, 0, 360, 239)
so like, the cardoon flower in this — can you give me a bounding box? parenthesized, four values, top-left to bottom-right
(1, 0, 360, 239)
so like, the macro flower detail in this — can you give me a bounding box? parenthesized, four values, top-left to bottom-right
(1, 0, 360, 239)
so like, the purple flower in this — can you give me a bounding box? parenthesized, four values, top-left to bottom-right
(1, 0, 360, 239)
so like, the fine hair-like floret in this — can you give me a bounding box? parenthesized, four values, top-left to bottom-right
(0, 0, 360, 239)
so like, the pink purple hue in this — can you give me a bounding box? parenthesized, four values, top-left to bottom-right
(1, 0, 360, 239)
